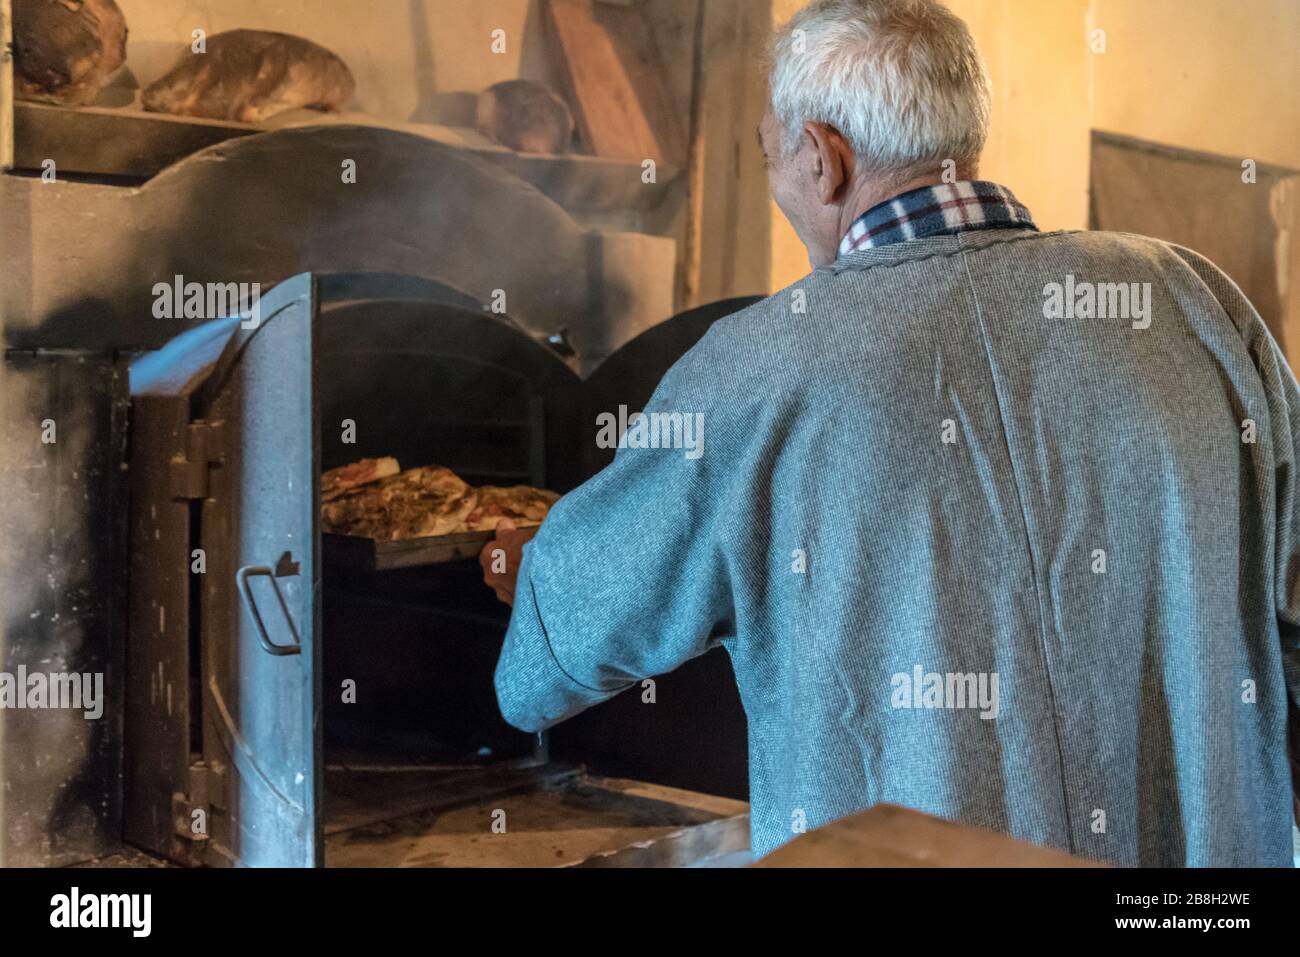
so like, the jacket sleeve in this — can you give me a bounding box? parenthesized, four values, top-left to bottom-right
(493, 333, 744, 733)
(1172, 244, 1300, 818)
(1256, 332, 1300, 696)
(1255, 317, 1300, 822)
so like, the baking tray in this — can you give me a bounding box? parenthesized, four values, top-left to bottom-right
(324, 530, 496, 572)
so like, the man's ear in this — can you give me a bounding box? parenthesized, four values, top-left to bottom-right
(803, 121, 852, 205)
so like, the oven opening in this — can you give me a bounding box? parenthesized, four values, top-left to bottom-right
(316, 307, 555, 863)
(311, 302, 748, 867)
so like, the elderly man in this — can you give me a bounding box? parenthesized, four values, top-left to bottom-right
(483, 0, 1299, 866)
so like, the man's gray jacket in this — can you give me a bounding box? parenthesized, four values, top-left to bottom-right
(495, 226, 1300, 866)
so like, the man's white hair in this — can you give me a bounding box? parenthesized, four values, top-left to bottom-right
(770, 0, 991, 176)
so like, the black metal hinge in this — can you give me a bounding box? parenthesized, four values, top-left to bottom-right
(169, 420, 224, 500)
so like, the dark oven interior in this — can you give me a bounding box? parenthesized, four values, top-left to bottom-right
(317, 291, 587, 769)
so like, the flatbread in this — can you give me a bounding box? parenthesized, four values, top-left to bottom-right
(322, 466, 476, 541)
(461, 485, 560, 532)
(321, 457, 401, 502)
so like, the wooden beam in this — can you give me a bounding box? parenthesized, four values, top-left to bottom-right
(546, 0, 688, 168)
(1, 0, 13, 172)
(678, 0, 708, 309)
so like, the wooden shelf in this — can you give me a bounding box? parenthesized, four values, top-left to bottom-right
(13, 101, 258, 179)
(7, 101, 678, 220)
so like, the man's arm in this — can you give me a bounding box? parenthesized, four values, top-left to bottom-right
(1259, 332, 1300, 825)
(1173, 244, 1300, 821)
(487, 340, 743, 733)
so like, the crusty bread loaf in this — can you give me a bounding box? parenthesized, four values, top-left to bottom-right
(142, 30, 354, 124)
(13, 0, 128, 106)
(476, 79, 575, 155)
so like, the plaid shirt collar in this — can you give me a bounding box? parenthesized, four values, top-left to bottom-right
(838, 181, 1036, 257)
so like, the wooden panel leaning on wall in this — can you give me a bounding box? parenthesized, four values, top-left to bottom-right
(2, 0, 13, 171)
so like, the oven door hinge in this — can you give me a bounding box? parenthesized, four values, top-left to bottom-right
(169, 420, 225, 500)
(172, 762, 216, 844)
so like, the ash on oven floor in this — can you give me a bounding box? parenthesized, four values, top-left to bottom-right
(324, 762, 750, 868)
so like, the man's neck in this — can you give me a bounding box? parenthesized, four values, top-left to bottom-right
(837, 170, 976, 245)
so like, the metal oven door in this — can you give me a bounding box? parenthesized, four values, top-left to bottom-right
(191, 273, 322, 866)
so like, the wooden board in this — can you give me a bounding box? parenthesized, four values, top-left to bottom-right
(324, 530, 497, 571)
(14, 102, 258, 178)
(1, 0, 12, 171)
(546, 0, 688, 168)
(752, 804, 1106, 868)
(10, 102, 679, 209)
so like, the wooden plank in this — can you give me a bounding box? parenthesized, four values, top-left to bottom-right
(14, 102, 257, 178)
(11, 101, 676, 213)
(1, 0, 12, 171)
(546, 0, 688, 168)
(324, 530, 502, 572)
(585, 776, 749, 818)
(679, 0, 707, 308)
(1283, 174, 1300, 384)
(753, 804, 1106, 868)
(693, 0, 770, 305)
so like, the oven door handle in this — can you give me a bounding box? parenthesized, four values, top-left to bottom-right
(236, 565, 303, 656)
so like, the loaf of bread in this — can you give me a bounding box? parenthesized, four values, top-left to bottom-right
(142, 30, 355, 124)
(12, 0, 128, 106)
(476, 80, 575, 155)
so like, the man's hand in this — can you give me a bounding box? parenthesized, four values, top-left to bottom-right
(479, 519, 540, 607)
